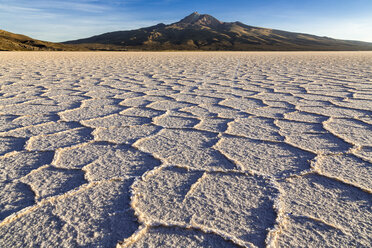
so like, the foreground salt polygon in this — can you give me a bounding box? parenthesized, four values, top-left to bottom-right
(0, 52, 371, 247)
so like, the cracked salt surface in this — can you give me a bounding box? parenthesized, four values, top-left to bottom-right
(0, 52, 371, 247)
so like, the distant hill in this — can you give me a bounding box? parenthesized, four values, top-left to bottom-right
(3, 13, 372, 51)
(0, 30, 126, 51)
(0, 30, 81, 51)
(65, 12, 372, 51)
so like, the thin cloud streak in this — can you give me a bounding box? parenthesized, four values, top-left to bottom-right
(0, 4, 42, 13)
(0, 0, 111, 14)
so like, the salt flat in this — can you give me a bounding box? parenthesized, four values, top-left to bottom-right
(0, 52, 371, 247)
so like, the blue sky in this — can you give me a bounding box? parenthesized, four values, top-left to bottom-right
(1, 0, 372, 42)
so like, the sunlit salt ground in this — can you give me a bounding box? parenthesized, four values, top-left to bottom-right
(0, 52, 371, 247)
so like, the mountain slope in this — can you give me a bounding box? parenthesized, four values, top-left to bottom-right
(65, 12, 372, 51)
(0, 30, 85, 51)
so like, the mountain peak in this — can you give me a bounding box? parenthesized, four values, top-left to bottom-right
(178, 12, 223, 27)
(63, 13, 372, 51)
(179, 12, 201, 23)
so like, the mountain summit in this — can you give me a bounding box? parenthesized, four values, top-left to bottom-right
(177, 12, 223, 28)
(61, 12, 371, 51)
(178, 12, 204, 24)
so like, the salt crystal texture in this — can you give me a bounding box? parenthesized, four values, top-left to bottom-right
(0, 52, 371, 247)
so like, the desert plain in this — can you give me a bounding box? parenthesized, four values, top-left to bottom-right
(0, 51, 371, 247)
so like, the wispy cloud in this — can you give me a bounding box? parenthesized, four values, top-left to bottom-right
(0, 3, 42, 13)
(0, 0, 111, 14)
(45, 1, 111, 13)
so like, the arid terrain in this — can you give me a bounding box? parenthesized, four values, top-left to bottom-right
(3, 13, 372, 51)
(0, 52, 371, 247)
(65, 13, 372, 51)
